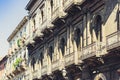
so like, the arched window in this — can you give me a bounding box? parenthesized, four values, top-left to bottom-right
(94, 15, 102, 42)
(74, 28, 81, 49)
(94, 73, 106, 80)
(39, 52, 43, 65)
(60, 38, 66, 55)
(99, 78, 102, 80)
(49, 46, 53, 60)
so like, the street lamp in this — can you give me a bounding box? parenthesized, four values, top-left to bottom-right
(62, 69, 67, 77)
(62, 68, 68, 80)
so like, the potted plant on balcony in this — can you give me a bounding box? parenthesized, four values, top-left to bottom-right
(13, 58, 23, 71)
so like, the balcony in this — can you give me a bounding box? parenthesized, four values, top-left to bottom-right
(6, 72, 14, 80)
(51, 60, 59, 72)
(64, 52, 74, 66)
(12, 65, 26, 76)
(41, 65, 47, 76)
(51, 7, 66, 24)
(12, 58, 27, 76)
(21, 35, 26, 46)
(41, 59, 47, 75)
(12, 67, 21, 76)
(25, 35, 35, 47)
(14, 44, 18, 51)
(81, 42, 106, 60)
(81, 43, 96, 60)
(63, 0, 85, 12)
(106, 31, 120, 51)
(19, 60, 27, 71)
(33, 29, 44, 42)
(32, 28, 37, 39)
(17, 37, 26, 50)
(32, 70, 38, 79)
(6, 74, 11, 80)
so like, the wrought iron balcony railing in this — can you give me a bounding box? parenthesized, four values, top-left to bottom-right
(106, 31, 120, 51)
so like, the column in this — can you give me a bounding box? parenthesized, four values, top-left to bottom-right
(87, 12, 91, 45)
(66, 26, 70, 55)
(83, 15, 87, 47)
(69, 26, 73, 55)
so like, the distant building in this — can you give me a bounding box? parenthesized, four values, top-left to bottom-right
(0, 55, 8, 80)
(5, 16, 29, 80)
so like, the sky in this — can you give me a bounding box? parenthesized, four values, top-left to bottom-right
(0, 0, 29, 57)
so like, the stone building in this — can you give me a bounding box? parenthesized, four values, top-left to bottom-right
(5, 0, 120, 80)
(5, 16, 29, 80)
(25, 0, 120, 80)
(0, 55, 8, 80)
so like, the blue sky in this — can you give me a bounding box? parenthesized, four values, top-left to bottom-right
(0, 0, 29, 57)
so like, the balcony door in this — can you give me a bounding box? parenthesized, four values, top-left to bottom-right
(94, 15, 102, 42)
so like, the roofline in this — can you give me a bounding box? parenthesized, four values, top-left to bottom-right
(25, 0, 37, 11)
(7, 16, 28, 42)
(0, 55, 8, 64)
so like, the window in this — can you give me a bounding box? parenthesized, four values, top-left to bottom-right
(49, 46, 53, 61)
(20, 32, 22, 37)
(39, 52, 44, 65)
(74, 28, 81, 49)
(94, 15, 102, 42)
(33, 19, 35, 27)
(60, 38, 66, 55)
(24, 27, 26, 32)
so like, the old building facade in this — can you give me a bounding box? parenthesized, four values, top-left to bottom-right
(25, 0, 120, 80)
(4, 0, 120, 80)
(5, 17, 30, 80)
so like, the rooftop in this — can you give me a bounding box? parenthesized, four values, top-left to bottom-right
(7, 16, 28, 42)
(25, 0, 38, 11)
